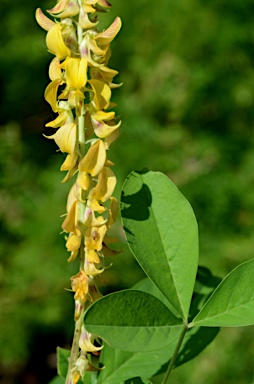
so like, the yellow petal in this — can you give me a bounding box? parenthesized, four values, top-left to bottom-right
(61, 165, 78, 183)
(85, 225, 107, 251)
(92, 110, 115, 121)
(44, 79, 61, 113)
(61, 153, 78, 171)
(85, 260, 104, 276)
(49, 57, 62, 81)
(86, 248, 100, 263)
(97, 0, 111, 8)
(79, 140, 106, 176)
(66, 183, 77, 212)
(50, 0, 79, 18)
(88, 198, 106, 214)
(71, 271, 89, 302)
(77, 171, 91, 191)
(67, 249, 79, 263)
(53, 123, 76, 154)
(84, 208, 107, 227)
(83, 4, 96, 13)
(91, 167, 116, 202)
(92, 118, 121, 139)
(104, 129, 119, 149)
(66, 234, 81, 251)
(46, 23, 71, 59)
(79, 9, 99, 29)
(47, 0, 69, 14)
(89, 79, 111, 110)
(65, 58, 88, 90)
(62, 201, 78, 233)
(35, 8, 55, 31)
(46, 111, 68, 128)
(95, 17, 122, 45)
(79, 327, 103, 352)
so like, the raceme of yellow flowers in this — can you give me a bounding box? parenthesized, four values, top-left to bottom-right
(36, 0, 121, 382)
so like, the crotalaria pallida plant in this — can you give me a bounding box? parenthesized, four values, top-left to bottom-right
(36, 2, 254, 384)
(36, 1, 121, 382)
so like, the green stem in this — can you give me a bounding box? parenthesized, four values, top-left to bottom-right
(161, 325, 188, 384)
(65, 309, 84, 384)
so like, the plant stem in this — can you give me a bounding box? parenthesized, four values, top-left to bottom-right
(161, 324, 188, 384)
(65, 308, 84, 384)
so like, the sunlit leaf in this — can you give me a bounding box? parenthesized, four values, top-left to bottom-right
(84, 289, 182, 352)
(191, 258, 254, 327)
(121, 170, 199, 320)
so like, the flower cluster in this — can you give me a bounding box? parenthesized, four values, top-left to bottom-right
(36, 0, 121, 381)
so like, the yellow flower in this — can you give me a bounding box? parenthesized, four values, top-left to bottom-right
(79, 139, 106, 176)
(79, 326, 103, 352)
(90, 167, 116, 202)
(46, 123, 78, 171)
(85, 224, 107, 251)
(71, 271, 89, 302)
(47, 0, 79, 18)
(95, 17, 122, 46)
(63, 57, 88, 90)
(46, 23, 71, 59)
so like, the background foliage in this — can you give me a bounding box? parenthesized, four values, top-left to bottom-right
(0, 0, 253, 383)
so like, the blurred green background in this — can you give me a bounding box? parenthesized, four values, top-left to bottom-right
(0, 0, 254, 383)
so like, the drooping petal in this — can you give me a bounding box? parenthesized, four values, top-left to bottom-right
(49, 57, 62, 81)
(46, 111, 69, 128)
(89, 79, 111, 110)
(35, 8, 55, 31)
(79, 327, 103, 352)
(51, 0, 79, 18)
(104, 129, 119, 149)
(52, 123, 76, 154)
(44, 79, 61, 112)
(95, 17, 122, 45)
(65, 58, 88, 89)
(66, 233, 81, 251)
(46, 23, 71, 59)
(90, 167, 116, 202)
(79, 8, 98, 29)
(92, 118, 121, 138)
(62, 200, 78, 233)
(85, 260, 104, 276)
(79, 140, 106, 176)
(61, 153, 78, 171)
(88, 198, 106, 213)
(47, 0, 69, 14)
(92, 110, 115, 121)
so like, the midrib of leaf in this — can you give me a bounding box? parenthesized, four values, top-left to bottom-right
(146, 187, 185, 318)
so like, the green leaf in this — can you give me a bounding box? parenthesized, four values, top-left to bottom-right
(189, 265, 222, 321)
(48, 376, 65, 384)
(133, 274, 220, 375)
(84, 289, 182, 352)
(97, 334, 181, 384)
(125, 378, 152, 384)
(57, 347, 70, 378)
(121, 170, 199, 320)
(192, 258, 254, 327)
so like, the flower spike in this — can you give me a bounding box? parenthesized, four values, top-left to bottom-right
(36, 0, 122, 380)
